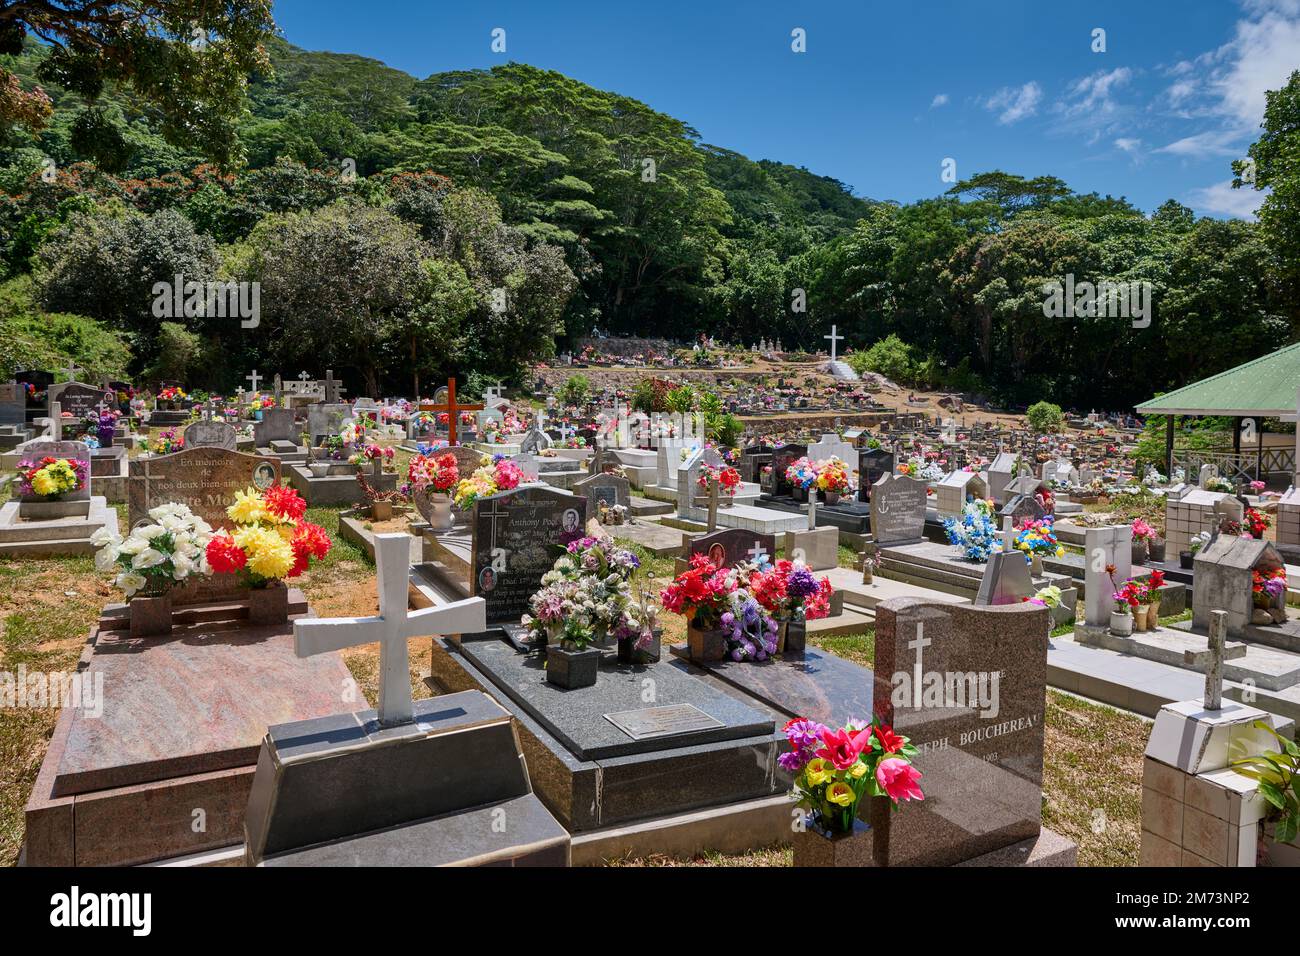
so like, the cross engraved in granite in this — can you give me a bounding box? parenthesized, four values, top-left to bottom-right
(294, 534, 486, 727)
(604, 703, 724, 740)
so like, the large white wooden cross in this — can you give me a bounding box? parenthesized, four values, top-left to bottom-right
(294, 534, 486, 726)
(824, 325, 843, 363)
(246, 369, 261, 393)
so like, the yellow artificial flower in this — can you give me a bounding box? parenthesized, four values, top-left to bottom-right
(31, 471, 55, 496)
(848, 760, 868, 779)
(826, 781, 855, 806)
(227, 488, 267, 525)
(239, 526, 295, 579)
(804, 758, 831, 786)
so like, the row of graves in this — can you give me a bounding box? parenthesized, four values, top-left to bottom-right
(402, 446, 1084, 866)
(21, 437, 579, 867)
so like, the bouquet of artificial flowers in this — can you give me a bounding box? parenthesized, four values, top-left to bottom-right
(780, 716, 923, 835)
(205, 486, 331, 586)
(93, 504, 213, 597)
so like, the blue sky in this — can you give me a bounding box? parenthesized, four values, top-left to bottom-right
(271, 0, 1300, 219)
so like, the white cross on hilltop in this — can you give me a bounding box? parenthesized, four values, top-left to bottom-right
(294, 534, 486, 727)
(824, 325, 843, 363)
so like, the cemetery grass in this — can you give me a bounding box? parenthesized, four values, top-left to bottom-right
(0, 555, 107, 866)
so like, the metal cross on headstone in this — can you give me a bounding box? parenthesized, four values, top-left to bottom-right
(246, 369, 261, 393)
(294, 534, 486, 727)
(746, 541, 770, 566)
(824, 325, 843, 363)
(422, 377, 483, 447)
(1183, 609, 1246, 711)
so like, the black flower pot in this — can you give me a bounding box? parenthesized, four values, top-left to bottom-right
(784, 617, 808, 657)
(1179, 550, 1194, 570)
(617, 627, 662, 666)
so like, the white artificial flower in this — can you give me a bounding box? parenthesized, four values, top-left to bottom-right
(116, 572, 147, 597)
(116, 536, 148, 556)
(94, 546, 119, 572)
(132, 548, 166, 570)
(137, 524, 168, 540)
(90, 527, 121, 548)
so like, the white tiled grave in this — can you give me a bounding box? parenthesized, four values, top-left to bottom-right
(0, 440, 118, 557)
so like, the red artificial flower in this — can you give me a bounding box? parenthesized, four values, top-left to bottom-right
(206, 532, 247, 574)
(1148, 569, 1165, 590)
(815, 726, 874, 770)
(263, 484, 306, 522)
(873, 723, 905, 754)
(876, 757, 924, 803)
(293, 521, 332, 560)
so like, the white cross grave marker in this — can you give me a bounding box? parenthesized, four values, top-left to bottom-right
(747, 541, 770, 566)
(294, 534, 486, 727)
(824, 325, 843, 363)
(246, 369, 261, 393)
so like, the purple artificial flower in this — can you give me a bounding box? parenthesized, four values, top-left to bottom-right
(783, 718, 826, 752)
(787, 566, 820, 600)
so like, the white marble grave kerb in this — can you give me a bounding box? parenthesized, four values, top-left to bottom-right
(294, 534, 486, 726)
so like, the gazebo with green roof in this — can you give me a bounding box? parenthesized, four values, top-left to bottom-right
(1135, 342, 1300, 485)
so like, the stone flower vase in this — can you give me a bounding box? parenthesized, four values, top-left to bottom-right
(824, 491, 841, 506)
(129, 591, 173, 638)
(687, 623, 726, 662)
(309, 461, 331, 478)
(414, 488, 453, 532)
(1179, 550, 1195, 570)
(1131, 539, 1149, 567)
(791, 815, 874, 867)
(1110, 610, 1134, 636)
(546, 643, 601, 689)
(1148, 538, 1167, 563)
(370, 499, 393, 521)
(248, 581, 289, 626)
(1030, 553, 1044, 576)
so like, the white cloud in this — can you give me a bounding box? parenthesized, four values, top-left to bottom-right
(1210, 11, 1300, 131)
(982, 82, 1042, 124)
(1061, 67, 1133, 117)
(1115, 137, 1142, 156)
(1185, 179, 1266, 219)
(930, 93, 949, 108)
(1155, 129, 1246, 157)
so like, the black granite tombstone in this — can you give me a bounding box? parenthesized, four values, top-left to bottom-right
(471, 486, 587, 625)
(688, 528, 776, 569)
(858, 448, 895, 503)
(244, 691, 570, 866)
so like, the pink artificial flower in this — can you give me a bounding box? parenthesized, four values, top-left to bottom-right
(876, 757, 924, 803)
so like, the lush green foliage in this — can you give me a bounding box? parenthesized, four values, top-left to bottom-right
(0, 32, 1295, 405)
(1026, 401, 1064, 433)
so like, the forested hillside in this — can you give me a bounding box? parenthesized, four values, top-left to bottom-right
(2, 33, 1296, 406)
